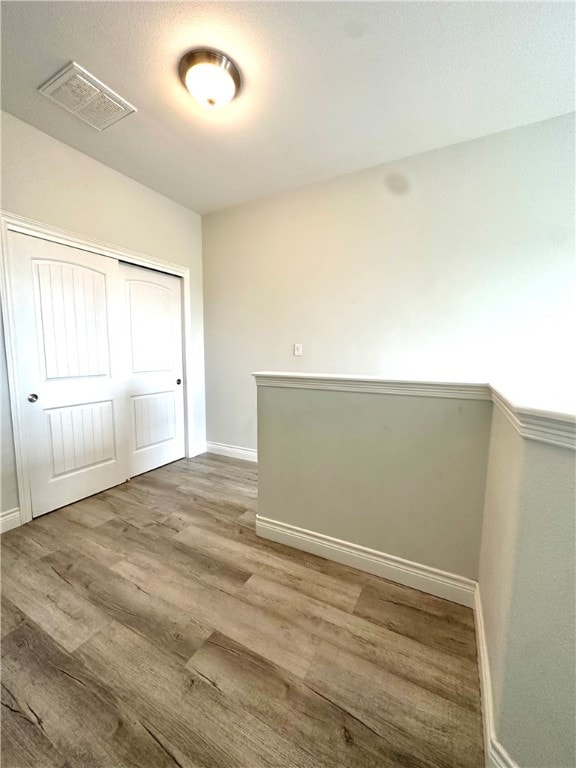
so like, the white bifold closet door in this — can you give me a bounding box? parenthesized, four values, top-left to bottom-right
(6, 231, 185, 518)
(120, 263, 185, 477)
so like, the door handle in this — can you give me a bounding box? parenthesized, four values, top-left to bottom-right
(28, 393, 39, 403)
(176, 379, 182, 385)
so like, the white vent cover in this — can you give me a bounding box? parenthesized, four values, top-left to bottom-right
(38, 62, 136, 131)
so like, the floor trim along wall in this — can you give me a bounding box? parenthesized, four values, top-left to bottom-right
(256, 515, 476, 607)
(1, 507, 21, 534)
(475, 588, 519, 768)
(206, 442, 258, 463)
(258, 515, 520, 767)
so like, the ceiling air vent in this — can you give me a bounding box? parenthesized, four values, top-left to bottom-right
(38, 62, 136, 131)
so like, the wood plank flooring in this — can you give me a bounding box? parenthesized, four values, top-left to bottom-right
(1, 454, 484, 767)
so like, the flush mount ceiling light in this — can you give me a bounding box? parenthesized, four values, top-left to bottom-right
(179, 48, 241, 110)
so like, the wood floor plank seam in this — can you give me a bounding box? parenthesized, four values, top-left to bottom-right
(1, 454, 484, 768)
(212, 572, 480, 712)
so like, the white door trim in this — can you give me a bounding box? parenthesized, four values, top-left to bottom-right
(0, 211, 205, 526)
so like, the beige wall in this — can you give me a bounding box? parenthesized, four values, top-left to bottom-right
(202, 114, 575, 451)
(258, 386, 491, 580)
(2, 108, 574, 765)
(479, 409, 576, 767)
(0, 111, 204, 514)
(476, 407, 525, 724)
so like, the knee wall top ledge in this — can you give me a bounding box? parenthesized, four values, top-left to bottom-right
(252, 372, 576, 451)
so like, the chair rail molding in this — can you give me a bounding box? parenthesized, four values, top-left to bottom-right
(253, 373, 576, 451)
(491, 389, 576, 450)
(253, 371, 492, 400)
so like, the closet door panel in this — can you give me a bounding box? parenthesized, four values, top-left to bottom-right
(120, 263, 185, 477)
(6, 231, 129, 517)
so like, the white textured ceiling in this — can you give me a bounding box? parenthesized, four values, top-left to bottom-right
(1, 1, 574, 214)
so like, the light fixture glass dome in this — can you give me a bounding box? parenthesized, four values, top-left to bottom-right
(179, 49, 241, 110)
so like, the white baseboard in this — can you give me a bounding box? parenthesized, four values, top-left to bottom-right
(256, 515, 476, 607)
(475, 589, 519, 768)
(206, 441, 257, 463)
(259, 517, 521, 766)
(1, 507, 21, 533)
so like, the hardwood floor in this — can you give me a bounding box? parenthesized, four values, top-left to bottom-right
(1, 454, 484, 767)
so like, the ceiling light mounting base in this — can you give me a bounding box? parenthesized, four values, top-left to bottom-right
(179, 48, 241, 109)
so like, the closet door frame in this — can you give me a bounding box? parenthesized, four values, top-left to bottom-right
(1, 211, 204, 528)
